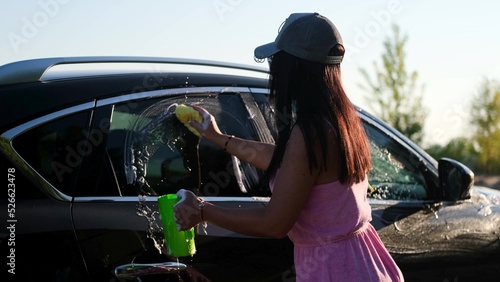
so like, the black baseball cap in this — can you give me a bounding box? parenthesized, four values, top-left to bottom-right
(254, 13, 343, 64)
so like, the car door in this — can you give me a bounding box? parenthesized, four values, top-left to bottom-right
(70, 87, 294, 282)
(1, 106, 93, 281)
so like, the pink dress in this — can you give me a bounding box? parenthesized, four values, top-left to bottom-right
(271, 178, 404, 281)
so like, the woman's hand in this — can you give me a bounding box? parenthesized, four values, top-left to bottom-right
(188, 105, 222, 142)
(188, 104, 275, 170)
(173, 189, 202, 231)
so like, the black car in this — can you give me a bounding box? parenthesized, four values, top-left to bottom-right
(1, 57, 499, 282)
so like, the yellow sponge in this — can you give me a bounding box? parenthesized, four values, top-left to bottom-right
(175, 104, 203, 137)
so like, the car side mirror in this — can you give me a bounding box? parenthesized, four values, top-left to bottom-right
(438, 158, 474, 201)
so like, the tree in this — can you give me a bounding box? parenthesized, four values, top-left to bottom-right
(425, 137, 478, 170)
(358, 24, 427, 145)
(470, 78, 500, 173)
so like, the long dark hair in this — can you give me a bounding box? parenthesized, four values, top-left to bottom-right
(264, 45, 371, 185)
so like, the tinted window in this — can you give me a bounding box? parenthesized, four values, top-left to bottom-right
(364, 123, 428, 200)
(13, 111, 91, 197)
(83, 92, 270, 197)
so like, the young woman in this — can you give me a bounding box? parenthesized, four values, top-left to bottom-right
(174, 12, 404, 281)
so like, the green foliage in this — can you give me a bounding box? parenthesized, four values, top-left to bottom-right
(358, 24, 500, 175)
(425, 137, 478, 170)
(425, 79, 500, 174)
(469, 78, 500, 173)
(358, 24, 427, 145)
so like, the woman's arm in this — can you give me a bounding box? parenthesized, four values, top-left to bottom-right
(189, 105, 275, 170)
(208, 134, 275, 170)
(175, 126, 318, 238)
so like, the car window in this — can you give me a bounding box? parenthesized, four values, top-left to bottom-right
(83, 92, 270, 198)
(364, 123, 428, 200)
(252, 93, 278, 140)
(12, 111, 91, 197)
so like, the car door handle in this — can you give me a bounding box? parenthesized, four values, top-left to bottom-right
(114, 261, 187, 280)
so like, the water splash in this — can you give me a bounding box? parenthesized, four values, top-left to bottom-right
(475, 192, 499, 217)
(136, 194, 165, 253)
(124, 100, 202, 254)
(126, 103, 179, 253)
(125, 103, 179, 194)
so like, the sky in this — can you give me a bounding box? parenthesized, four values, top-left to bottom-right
(1, 0, 500, 146)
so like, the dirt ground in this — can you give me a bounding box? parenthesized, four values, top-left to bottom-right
(475, 174, 500, 190)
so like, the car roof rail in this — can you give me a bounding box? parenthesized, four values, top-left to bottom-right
(0, 56, 269, 86)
